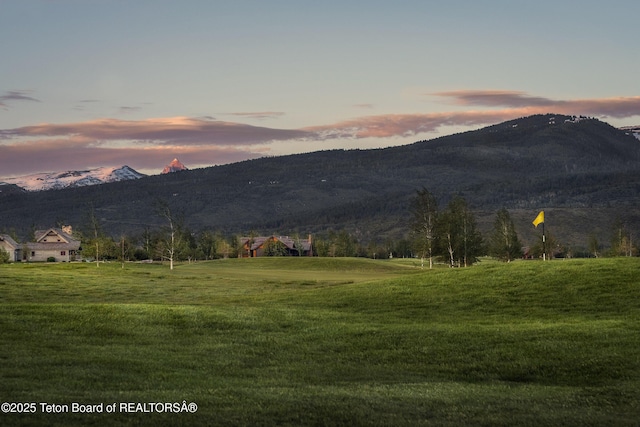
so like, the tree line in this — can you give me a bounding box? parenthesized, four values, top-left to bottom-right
(2, 189, 637, 265)
(409, 187, 639, 267)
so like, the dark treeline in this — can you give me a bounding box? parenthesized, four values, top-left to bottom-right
(6, 186, 633, 267)
(3, 207, 635, 267)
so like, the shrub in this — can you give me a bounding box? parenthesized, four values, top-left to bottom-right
(0, 247, 10, 264)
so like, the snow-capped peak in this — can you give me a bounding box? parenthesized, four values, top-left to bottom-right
(162, 158, 188, 174)
(0, 165, 146, 192)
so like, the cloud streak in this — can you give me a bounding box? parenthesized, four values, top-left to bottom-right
(2, 90, 640, 177)
(1, 117, 312, 145)
(433, 90, 640, 118)
(0, 90, 40, 109)
(303, 110, 519, 139)
(225, 111, 286, 120)
(306, 92, 640, 139)
(0, 117, 310, 176)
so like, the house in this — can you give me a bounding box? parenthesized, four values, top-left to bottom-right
(24, 227, 81, 262)
(239, 235, 313, 257)
(0, 234, 21, 262)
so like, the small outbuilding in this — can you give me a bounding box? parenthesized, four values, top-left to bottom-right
(0, 234, 21, 262)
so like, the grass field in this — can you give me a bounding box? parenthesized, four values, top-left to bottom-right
(1, 257, 638, 426)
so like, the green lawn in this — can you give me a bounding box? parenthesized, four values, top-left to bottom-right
(0, 257, 638, 426)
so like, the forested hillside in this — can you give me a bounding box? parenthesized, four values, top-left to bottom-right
(2, 114, 639, 250)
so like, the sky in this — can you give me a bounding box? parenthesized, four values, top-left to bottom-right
(2, 0, 640, 177)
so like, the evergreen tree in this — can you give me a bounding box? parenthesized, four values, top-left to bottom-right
(263, 238, 288, 256)
(489, 208, 523, 262)
(197, 230, 217, 260)
(134, 227, 153, 260)
(218, 235, 236, 259)
(587, 233, 600, 258)
(610, 219, 636, 257)
(178, 227, 198, 262)
(335, 230, 358, 257)
(394, 239, 413, 258)
(313, 234, 331, 257)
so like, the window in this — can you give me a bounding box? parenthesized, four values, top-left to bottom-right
(60, 251, 66, 256)
(31, 251, 35, 257)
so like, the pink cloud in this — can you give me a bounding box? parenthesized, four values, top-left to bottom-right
(0, 137, 264, 177)
(4, 93, 639, 147)
(0, 117, 311, 145)
(3, 90, 640, 177)
(433, 90, 640, 118)
(303, 110, 536, 139)
(0, 117, 309, 176)
(305, 92, 640, 139)
(434, 90, 555, 108)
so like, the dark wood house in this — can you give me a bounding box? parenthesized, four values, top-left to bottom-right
(239, 235, 313, 257)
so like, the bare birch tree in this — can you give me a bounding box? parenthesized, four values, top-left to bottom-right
(156, 200, 180, 270)
(410, 187, 438, 269)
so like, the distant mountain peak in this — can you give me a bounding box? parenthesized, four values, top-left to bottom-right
(162, 158, 188, 174)
(0, 165, 146, 192)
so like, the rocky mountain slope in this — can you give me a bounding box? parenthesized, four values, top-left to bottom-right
(0, 165, 145, 191)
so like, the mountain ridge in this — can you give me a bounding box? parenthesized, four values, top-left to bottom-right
(1, 114, 639, 249)
(0, 165, 145, 192)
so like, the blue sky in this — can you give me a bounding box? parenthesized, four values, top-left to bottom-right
(2, 0, 640, 176)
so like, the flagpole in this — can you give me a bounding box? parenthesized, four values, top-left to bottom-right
(532, 211, 545, 260)
(542, 222, 546, 261)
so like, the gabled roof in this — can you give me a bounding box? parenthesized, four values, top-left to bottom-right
(0, 234, 20, 249)
(29, 228, 81, 250)
(240, 235, 312, 251)
(35, 228, 78, 244)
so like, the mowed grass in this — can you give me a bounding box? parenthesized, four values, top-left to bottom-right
(0, 257, 638, 426)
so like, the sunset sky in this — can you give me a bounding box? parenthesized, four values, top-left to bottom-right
(2, 0, 640, 177)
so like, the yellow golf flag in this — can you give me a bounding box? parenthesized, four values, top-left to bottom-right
(532, 211, 544, 227)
